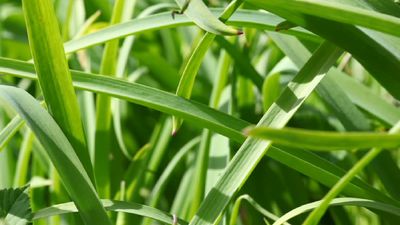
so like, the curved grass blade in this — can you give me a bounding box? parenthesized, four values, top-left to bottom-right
(63, 9, 318, 54)
(230, 195, 285, 225)
(269, 33, 400, 200)
(273, 197, 400, 225)
(33, 200, 188, 225)
(0, 85, 112, 225)
(21, 0, 93, 182)
(173, 0, 240, 35)
(2, 57, 398, 206)
(302, 121, 400, 225)
(246, 127, 400, 151)
(173, 0, 244, 132)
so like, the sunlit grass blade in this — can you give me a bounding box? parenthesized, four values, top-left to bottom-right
(189, 42, 342, 225)
(302, 121, 400, 225)
(21, 0, 93, 182)
(246, 127, 400, 151)
(94, 0, 125, 198)
(0, 85, 112, 225)
(173, 0, 240, 35)
(63, 9, 317, 54)
(33, 200, 188, 225)
(273, 197, 400, 225)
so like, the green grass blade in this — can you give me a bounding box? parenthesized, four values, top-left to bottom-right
(33, 200, 188, 225)
(246, 127, 400, 151)
(189, 42, 342, 225)
(63, 9, 317, 54)
(94, 0, 126, 198)
(13, 130, 34, 187)
(21, 0, 93, 182)
(302, 121, 400, 225)
(173, 0, 240, 35)
(273, 197, 400, 225)
(0, 115, 24, 152)
(0, 85, 112, 225)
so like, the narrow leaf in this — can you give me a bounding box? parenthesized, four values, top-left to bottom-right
(246, 127, 400, 151)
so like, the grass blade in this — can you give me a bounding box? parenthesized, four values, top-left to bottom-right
(21, 0, 93, 182)
(0, 85, 112, 225)
(246, 127, 400, 151)
(302, 121, 400, 225)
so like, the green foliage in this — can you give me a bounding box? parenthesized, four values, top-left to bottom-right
(0, 186, 31, 225)
(1, 0, 400, 225)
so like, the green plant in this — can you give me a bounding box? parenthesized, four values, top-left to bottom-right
(1, 0, 400, 225)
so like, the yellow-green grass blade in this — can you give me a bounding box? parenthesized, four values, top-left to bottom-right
(189, 42, 342, 225)
(21, 0, 93, 182)
(1, 57, 397, 206)
(63, 9, 318, 54)
(273, 197, 400, 225)
(33, 199, 188, 225)
(174, 0, 240, 35)
(173, 0, 244, 133)
(94, 0, 126, 198)
(0, 115, 24, 152)
(246, 127, 400, 151)
(0, 85, 112, 225)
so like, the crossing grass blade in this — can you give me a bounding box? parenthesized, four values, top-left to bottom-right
(189, 42, 342, 225)
(21, 0, 93, 183)
(0, 85, 112, 225)
(246, 127, 400, 151)
(173, 0, 244, 133)
(173, 0, 240, 35)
